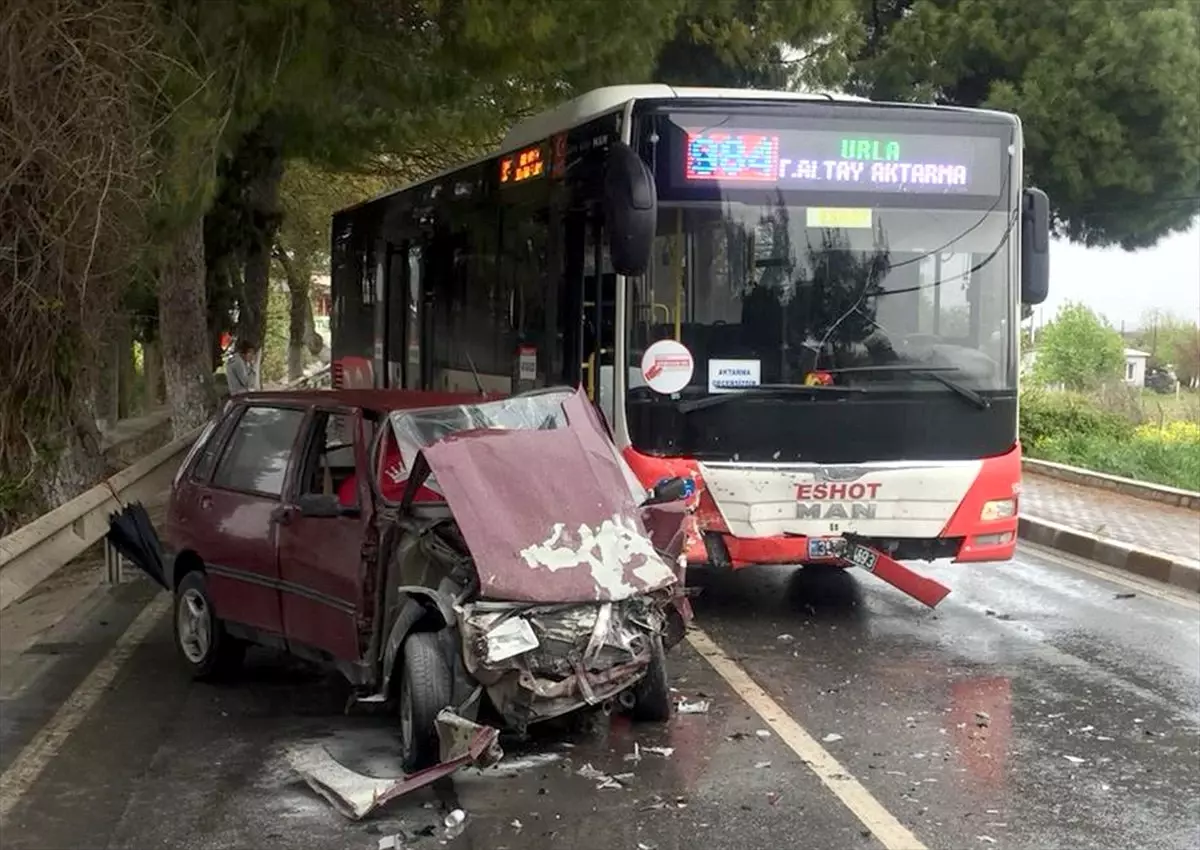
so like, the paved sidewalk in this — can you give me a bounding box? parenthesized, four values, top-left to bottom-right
(1022, 472, 1200, 563)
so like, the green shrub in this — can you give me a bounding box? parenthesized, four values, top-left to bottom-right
(1019, 389, 1131, 446)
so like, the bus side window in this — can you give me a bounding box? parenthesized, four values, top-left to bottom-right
(501, 205, 550, 392)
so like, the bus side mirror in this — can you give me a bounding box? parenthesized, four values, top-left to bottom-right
(603, 142, 657, 278)
(1021, 187, 1050, 306)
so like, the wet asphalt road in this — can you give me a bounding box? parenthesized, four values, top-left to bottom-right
(1, 544, 1197, 850)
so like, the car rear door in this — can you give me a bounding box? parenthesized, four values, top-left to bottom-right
(275, 406, 373, 662)
(198, 402, 308, 637)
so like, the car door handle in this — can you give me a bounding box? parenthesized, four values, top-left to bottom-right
(271, 505, 293, 526)
(199, 495, 213, 510)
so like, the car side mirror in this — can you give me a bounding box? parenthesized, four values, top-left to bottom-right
(642, 476, 695, 506)
(1021, 187, 1050, 306)
(297, 493, 359, 518)
(603, 142, 657, 278)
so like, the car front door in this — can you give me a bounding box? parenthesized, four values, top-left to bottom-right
(275, 407, 373, 663)
(200, 403, 308, 638)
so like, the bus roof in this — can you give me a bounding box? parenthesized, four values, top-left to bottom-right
(335, 85, 1017, 218)
(499, 84, 866, 149)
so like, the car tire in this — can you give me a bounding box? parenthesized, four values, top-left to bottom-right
(398, 631, 453, 772)
(173, 571, 244, 680)
(632, 634, 672, 722)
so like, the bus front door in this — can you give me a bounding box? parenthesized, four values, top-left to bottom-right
(581, 220, 617, 426)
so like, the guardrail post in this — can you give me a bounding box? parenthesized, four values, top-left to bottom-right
(104, 538, 123, 585)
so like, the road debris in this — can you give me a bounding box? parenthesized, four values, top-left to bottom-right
(755, 761, 773, 768)
(643, 746, 675, 757)
(641, 794, 688, 811)
(577, 763, 633, 790)
(776, 633, 795, 642)
(1063, 755, 1086, 765)
(977, 836, 997, 844)
(443, 809, 467, 840)
(378, 835, 405, 850)
(286, 710, 501, 820)
(1114, 592, 1137, 600)
(677, 698, 711, 714)
(755, 729, 772, 740)
(511, 819, 523, 831)
(975, 711, 991, 727)
(822, 733, 844, 743)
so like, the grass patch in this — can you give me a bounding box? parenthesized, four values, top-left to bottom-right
(1021, 387, 1200, 491)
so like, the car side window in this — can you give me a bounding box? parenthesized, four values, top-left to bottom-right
(191, 409, 240, 482)
(211, 406, 306, 497)
(299, 411, 359, 505)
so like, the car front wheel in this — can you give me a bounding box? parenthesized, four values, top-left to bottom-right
(173, 571, 244, 680)
(398, 631, 453, 772)
(632, 634, 672, 722)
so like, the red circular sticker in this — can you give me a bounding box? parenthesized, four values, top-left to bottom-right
(641, 340, 694, 394)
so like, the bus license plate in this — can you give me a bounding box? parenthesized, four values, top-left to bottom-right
(807, 537, 847, 560)
(848, 544, 878, 572)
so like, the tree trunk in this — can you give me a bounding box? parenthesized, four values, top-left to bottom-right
(38, 384, 107, 510)
(234, 127, 285, 351)
(275, 243, 320, 381)
(95, 330, 120, 429)
(116, 314, 135, 418)
(143, 340, 164, 409)
(159, 217, 216, 438)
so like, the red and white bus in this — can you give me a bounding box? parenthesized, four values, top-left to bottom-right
(329, 84, 1050, 583)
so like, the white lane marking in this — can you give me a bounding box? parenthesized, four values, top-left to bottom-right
(0, 594, 169, 823)
(687, 627, 928, 850)
(1018, 542, 1200, 610)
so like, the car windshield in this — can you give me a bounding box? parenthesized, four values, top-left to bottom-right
(387, 389, 575, 491)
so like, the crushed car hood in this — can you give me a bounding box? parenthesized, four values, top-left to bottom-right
(417, 390, 677, 604)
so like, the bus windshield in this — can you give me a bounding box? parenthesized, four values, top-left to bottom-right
(628, 201, 1016, 399)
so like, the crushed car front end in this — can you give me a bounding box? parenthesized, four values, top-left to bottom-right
(380, 387, 689, 731)
(459, 594, 672, 727)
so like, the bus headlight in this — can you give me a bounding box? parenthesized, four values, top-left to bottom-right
(980, 498, 1017, 521)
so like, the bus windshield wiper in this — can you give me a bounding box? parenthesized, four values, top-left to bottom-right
(677, 383, 866, 414)
(822, 365, 991, 410)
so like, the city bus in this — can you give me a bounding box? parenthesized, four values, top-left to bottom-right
(329, 84, 1049, 577)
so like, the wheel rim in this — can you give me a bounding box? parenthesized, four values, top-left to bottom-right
(177, 588, 212, 663)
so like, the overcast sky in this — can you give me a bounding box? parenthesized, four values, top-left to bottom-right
(1036, 220, 1200, 331)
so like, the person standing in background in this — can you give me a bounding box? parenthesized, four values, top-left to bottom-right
(226, 339, 259, 395)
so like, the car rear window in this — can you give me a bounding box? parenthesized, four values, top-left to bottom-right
(211, 406, 306, 497)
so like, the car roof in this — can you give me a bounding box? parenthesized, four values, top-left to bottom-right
(232, 388, 498, 414)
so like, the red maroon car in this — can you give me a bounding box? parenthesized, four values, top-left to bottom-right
(110, 386, 691, 770)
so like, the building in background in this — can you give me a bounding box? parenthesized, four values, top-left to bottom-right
(1123, 348, 1149, 387)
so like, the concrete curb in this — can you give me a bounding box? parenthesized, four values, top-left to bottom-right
(1019, 515, 1200, 595)
(1022, 458, 1200, 512)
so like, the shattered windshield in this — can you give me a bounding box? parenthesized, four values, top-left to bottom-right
(386, 389, 576, 495)
(389, 389, 574, 449)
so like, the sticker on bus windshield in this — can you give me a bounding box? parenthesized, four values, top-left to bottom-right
(708, 359, 761, 393)
(806, 207, 872, 229)
(641, 339, 694, 395)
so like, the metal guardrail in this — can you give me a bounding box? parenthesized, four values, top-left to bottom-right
(0, 365, 331, 612)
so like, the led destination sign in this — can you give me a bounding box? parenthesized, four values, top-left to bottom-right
(683, 128, 1003, 195)
(499, 145, 545, 184)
